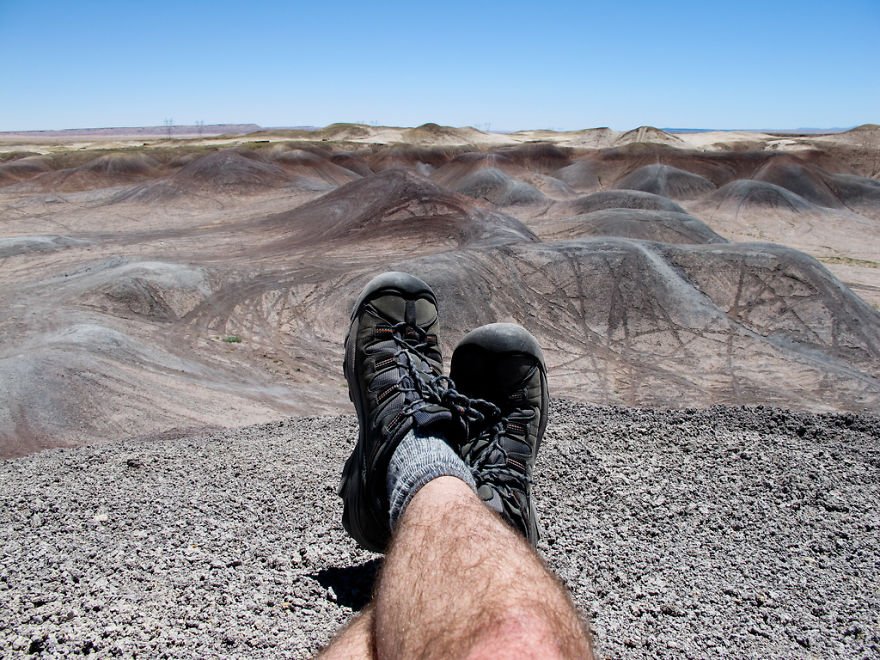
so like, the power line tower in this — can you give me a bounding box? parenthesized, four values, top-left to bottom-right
(164, 118, 174, 138)
(196, 120, 204, 136)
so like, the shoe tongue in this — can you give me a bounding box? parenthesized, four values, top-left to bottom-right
(370, 295, 436, 326)
(412, 403, 458, 442)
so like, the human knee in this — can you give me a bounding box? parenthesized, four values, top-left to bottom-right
(464, 605, 589, 659)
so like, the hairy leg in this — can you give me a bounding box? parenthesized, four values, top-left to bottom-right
(373, 476, 593, 659)
(318, 605, 374, 659)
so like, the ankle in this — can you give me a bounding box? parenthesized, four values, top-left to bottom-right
(387, 434, 476, 529)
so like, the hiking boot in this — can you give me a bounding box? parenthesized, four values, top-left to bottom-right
(338, 271, 456, 553)
(450, 323, 549, 546)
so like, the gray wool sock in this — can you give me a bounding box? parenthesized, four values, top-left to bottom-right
(387, 430, 476, 529)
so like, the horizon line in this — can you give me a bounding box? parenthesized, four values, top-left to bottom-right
(0, 122, 869, 137)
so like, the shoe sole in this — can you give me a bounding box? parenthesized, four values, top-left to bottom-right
(339, 271, 438, 552)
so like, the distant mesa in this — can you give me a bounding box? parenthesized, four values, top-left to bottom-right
(752, 155, 842, 208)
(550, 209, 728, 244)
(0, 123, 262, 139)
(560, 190, 688, 216)
(614, 126, 684, 146)
(615, 164, 716, 199)
(261, 169, 537, 248)
(707, 180, 818, 213)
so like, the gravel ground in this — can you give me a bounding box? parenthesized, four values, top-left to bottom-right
(1, 401, 878, 658)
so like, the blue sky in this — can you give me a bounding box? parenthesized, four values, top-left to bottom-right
(1, 0, 877, 131)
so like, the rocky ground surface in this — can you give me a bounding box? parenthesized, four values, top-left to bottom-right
(1, 401, 878, 658)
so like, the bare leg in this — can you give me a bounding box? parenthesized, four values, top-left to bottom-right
(373, 476, 593, 659)
(331, 276, 586, 656)
(318, 605, 374, 659)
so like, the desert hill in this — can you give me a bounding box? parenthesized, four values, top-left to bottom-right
(255, 169, 537, 249)
(615, 164, 717, 199)
(537, 209, 728, 244)
(0, 125, 879, 457)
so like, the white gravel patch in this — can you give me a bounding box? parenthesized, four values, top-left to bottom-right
(1, 402, 877, 658)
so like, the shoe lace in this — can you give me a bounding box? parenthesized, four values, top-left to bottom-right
(435, 376, 501, 430)
(461, 407, 536, 492)
(378, 321, 445, 409)
(375, 321, 504, 435)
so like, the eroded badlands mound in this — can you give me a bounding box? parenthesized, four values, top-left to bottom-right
(0, 125, 879, 458)
(1, 124, 879, 659)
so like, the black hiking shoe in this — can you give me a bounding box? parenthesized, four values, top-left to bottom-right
(338, 271, 456, 553)
(450, 323, 549, 546)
